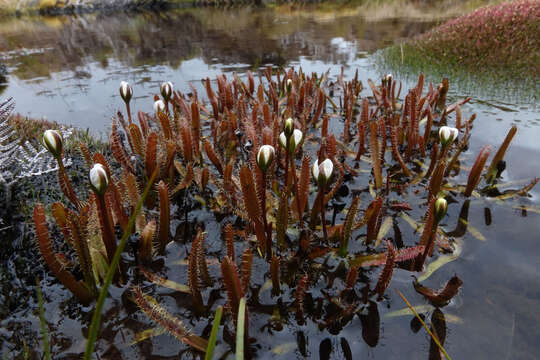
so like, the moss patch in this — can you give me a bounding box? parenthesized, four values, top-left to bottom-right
(384, 0, 540, 77)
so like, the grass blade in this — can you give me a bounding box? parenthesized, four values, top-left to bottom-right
(236, 298, 246, 360)
(397, 290, 451, 360)
(36, 278, 51, 360)
(205, 305, 223, 360)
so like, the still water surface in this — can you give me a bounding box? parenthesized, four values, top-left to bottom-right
(1, 5, 539, 359)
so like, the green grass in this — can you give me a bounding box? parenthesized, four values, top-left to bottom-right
(36, 278, 52, 360)
(205, 305, 223, 360)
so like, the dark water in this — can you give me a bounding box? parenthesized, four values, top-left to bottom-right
(1, 5, 540, 360)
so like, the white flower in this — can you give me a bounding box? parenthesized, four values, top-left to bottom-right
(42, 129, 62, 158)
(439, 126, 458, 147)
(312, 158, 333, 188)
(154, 99, 166, 113)
(291, 129, 303, 148)
(160, 81, 173, 101)
(119, 81, 133, 103)
(256, 145, 275, 173)
(89, 163, 109, 196)
(279, 129, 303, 154)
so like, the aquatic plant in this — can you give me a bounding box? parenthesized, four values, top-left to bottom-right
(32, 68, 537, 358)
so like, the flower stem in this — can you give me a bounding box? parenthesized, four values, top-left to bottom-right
(126, 102, 132, 124)
(262, 174, 272, 261)
(290, 158, 303, 227)
(320, 187, 327, 242)
(284, 136, 291, 188)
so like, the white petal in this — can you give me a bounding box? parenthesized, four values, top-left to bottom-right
(292, 129, 303, 145)
(258, 145, 274, 163)
(312, 159, 320, 180)
(89, 164, 108, 188)
(154, 100, 165, 113)
(320, 159, 334, 179)
(449, 127, 459, 141)
(44, 130, 59, 149)
(120, 81, 132, 97)
(279, 132, 287, 149)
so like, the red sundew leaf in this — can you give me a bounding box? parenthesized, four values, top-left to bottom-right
(349, 246, 425, 268)
(390, 202, 413, 211)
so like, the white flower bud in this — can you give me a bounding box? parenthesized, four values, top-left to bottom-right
(439, 126, 458, 147)
(154, 99, 165, 114)
(312, 158, 333, 188)
(434, 197, 448, 224)
(286, 78, 293, 94)
(160, 81, 173, 101)
(42, 129, 63, 158)
(256, 145, 275, 173)
(119, 81, 133, 103)
(89, 163, 109, 196)
(284, 117, 294, 137)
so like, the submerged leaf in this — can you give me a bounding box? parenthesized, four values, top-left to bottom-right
(272, 342, 297, 355)
(131, 327, 166, 345)
(132, 287, 208, 352)
(140, 268, 190, 294)
(417, 239, 463, 283)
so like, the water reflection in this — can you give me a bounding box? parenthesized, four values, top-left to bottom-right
(0, 8, 436, 132)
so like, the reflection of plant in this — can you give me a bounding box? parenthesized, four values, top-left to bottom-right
(34, 68, 537, 358)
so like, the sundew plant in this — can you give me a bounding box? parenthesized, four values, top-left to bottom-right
(32, 67, 537, 358)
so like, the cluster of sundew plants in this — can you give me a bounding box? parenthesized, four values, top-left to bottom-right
(401, 0, 540, 76)
(32, 67, 539, 358)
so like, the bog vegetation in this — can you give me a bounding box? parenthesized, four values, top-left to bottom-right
(29, 67, 537, 358)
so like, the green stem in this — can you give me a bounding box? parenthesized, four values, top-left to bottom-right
(205, 306, 223, 360)
(235, 298, 246, 360)
(36, 278, 51, 360)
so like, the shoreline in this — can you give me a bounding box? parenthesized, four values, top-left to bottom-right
(0, 0, 506, 20)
